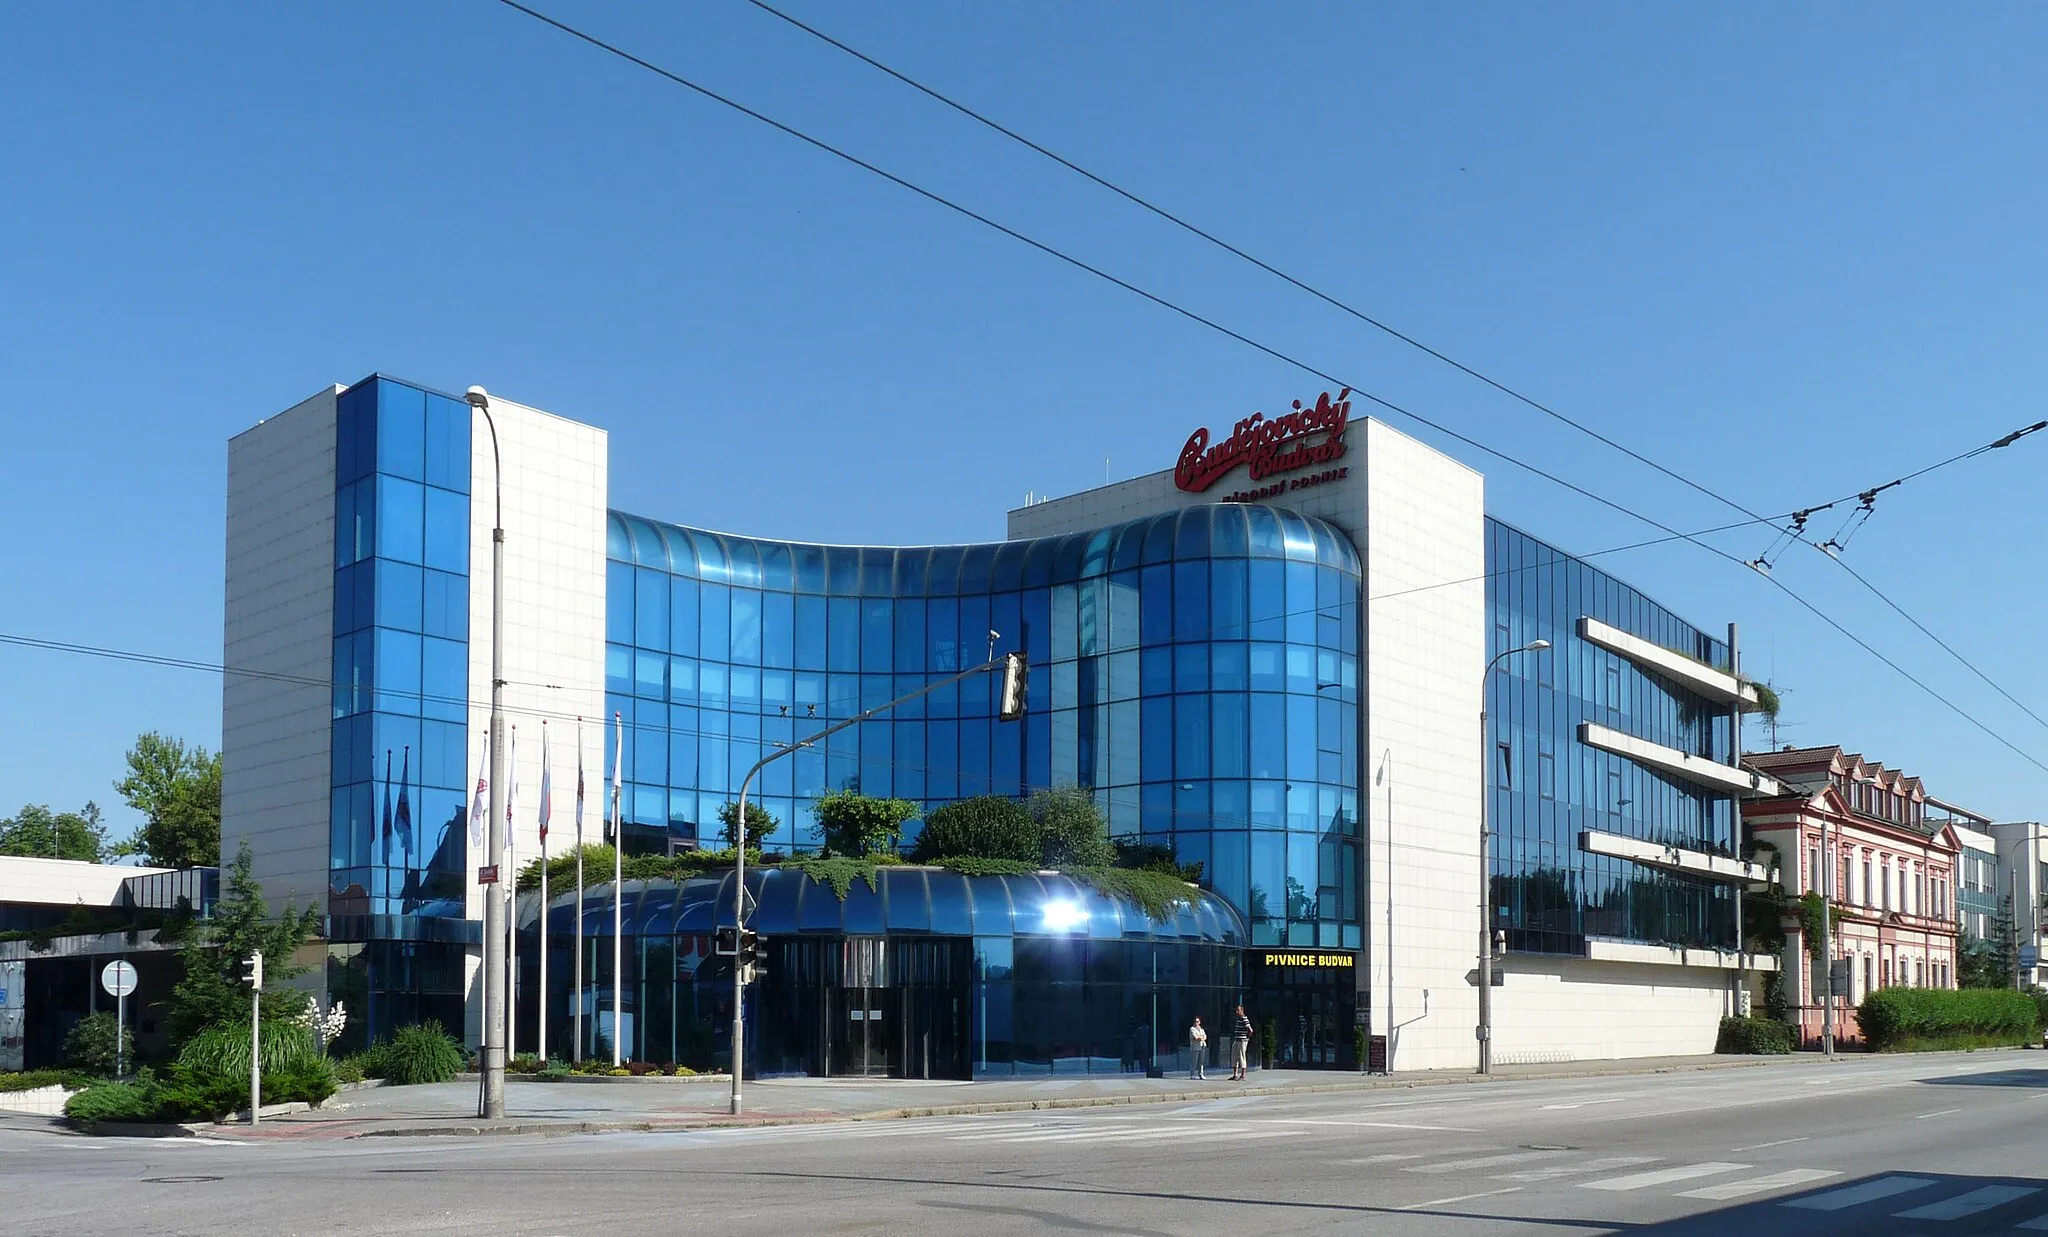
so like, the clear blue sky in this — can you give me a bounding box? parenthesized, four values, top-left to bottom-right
(3, 2, 2044, 844)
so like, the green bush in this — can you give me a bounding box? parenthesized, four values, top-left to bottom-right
(264, 1057, 338, 1107)
(913, 796, 1040, 863)
(1715, 1016, 1794, 1055)
(332, 1055, 366, 1085)
(63, 1012, 134, 1077)
(178, 1020, 320, 1078)
(1858, 986, 2039, 1051)
(0, 1069, 92, 1093)
(509, 1053, 541, 1075)
(378, 1023, 465, 1085)
(64, 1081, 161, 1124)
(538, 1057, 570, 1079)
(1030, 786, 1116, 868)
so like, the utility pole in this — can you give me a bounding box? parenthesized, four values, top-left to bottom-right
(1478, 640, 1549, 1075)
(466, 386, 508, 1120)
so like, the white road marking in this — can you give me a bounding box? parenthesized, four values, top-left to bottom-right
(1913, 1108, 1964, 1120)
(1347, 1153, 1424, 1165)
(1731, 1136, 1809, 1152)
(1406, 1151, 1570, 1174)
(1582, 1162, 1748, 1192)
(1894, 1185, 2040, 1220)
(1783, 1175, 1936, 1211)
(1540, 1097, 1629, 1111)
(1678, 1168, 1841, 1200)
(2014, 1211, 2048, 1230)
(1399, 1187, 1523, 1211)
(1496, 1156, 1660, 1182)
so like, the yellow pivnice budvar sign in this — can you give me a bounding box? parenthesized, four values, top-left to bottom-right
(1261, 951, 1354, 969)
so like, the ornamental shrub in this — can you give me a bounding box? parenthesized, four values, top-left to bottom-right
(63, 1012, 133, 1077)
(912, 796, 1040, 863)
(1030, 786, 1115, 868)
(0, 1069, 91, 1093)
(64, 1081, 160, 1124)
(1714, 1015, 1794, 1055)
(377, 1023, 465, 1085)
(178, 1019, 320, 1078)
(1857, 986, 2039, 1050)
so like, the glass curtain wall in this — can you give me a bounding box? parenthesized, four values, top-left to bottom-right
(329, 376, 475, 1034)
(603, 503, 1363, 948)
(1485, 518, 1737, 955)
(524, 868, 1247, 1076)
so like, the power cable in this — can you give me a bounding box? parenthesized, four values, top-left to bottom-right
(733, 0, 2048, 745)
(485, 0, 2048, 776)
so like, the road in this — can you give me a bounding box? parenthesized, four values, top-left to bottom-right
(6, 1052, 2046, 1236)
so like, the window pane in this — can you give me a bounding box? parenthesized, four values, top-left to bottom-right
(374, 476, 424, 565)
(669, 576, 699, 656)
(700, 583, 731, 661)
(422, 486, 469, 574)
(374, 560, 423, 631)
(636, 567, 669, 651)
(606, 560, 634, 645)
(374, 380, 426, 482)
(731, 588, 762, 664)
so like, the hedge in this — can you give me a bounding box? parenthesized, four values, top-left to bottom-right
(63, 1059, 336, 1125)
(1857, 986, 2039, 1050)
(1715, 1015, 1794, 1055)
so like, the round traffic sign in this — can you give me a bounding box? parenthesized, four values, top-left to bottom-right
(100, 960, 138, 998)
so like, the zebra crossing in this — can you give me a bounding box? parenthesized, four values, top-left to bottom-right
(686, 1118, 2048, 1225)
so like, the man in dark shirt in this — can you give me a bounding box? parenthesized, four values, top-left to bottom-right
(1230, 1004, 1254, 1080)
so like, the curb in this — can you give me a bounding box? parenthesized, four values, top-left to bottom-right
(341, 1054, 1796, 1139)
(848, 1055, 1786, 1121)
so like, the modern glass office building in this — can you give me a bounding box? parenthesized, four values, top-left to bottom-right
(224, 374, 1775, 1075)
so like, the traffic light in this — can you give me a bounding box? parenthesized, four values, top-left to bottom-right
(737, 929, 766, 984)
(713, 926, 739, 956)
(243, 951, 264, 991)
(998, 650, 1029, 722)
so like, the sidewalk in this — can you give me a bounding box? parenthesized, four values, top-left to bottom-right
(132, 1050, 1813, 1142)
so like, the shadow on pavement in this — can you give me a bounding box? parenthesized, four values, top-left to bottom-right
(658, 1168, 2048, 1235)
(1919, 1067, 2048, 1089)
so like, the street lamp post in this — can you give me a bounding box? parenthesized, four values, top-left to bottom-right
(1478, 638, 1550, 1075)
(467, 386, 508, 1120)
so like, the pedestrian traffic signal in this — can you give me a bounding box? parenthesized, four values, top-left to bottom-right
(243, 951, 264, 991)
(713, 926, 739, 956)
(737, 929, 766, 983)
(998, 651, 1029, 721)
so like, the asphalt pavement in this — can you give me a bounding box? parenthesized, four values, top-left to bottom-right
(4, 1050, 2045, 1235)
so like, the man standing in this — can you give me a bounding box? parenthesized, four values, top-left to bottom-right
(1230, 1004, 1255, 1081)
(1188, 1016, 1209, 1080)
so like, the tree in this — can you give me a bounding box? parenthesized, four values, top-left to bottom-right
(114, 732, 222, 868)
(810, 789, 918, 858)
(1959, 932, 2006, 990)
(1030, 786, 1116, 868)
(716, 800, 780, 850)
(912, 796, 1040, 863)
(0, 802, 109, 862)
(166, 840, 322, 1044)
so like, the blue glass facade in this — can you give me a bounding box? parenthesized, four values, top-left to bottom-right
(521, 869, 1247, 1076)
(329, 376, 475, 936)
(1485, 518, 1739, 955)
(603, 504, 1364, 949)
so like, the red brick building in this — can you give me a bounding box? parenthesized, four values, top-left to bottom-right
(1742, 746, 1961, 1046)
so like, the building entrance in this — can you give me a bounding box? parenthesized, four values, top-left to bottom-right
(1247, 947, 1357, 1069)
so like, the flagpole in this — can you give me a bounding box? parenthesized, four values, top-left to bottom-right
(538, 720, 551, 1065)
(574, 718, 586, 1065)
(506, 725, 519, 1061)
(612, 711, 624, 1068)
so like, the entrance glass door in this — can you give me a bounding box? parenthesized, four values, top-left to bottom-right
(830, 986, 893, 1077)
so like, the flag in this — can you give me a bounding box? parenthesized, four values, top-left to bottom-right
(506, 727, 519, 832)
(539, 722, 553, 848)
(468, 735, 489, 850)
(394, 746, 413, 859)
(608, 712, 623, 847)
(575, 719, 585, 847)
(380, 750, 394, 866)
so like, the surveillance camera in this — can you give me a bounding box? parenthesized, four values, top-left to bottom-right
(465, 385, 490, 409)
